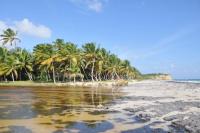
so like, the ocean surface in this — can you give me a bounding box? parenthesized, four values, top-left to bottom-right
(175, 79, 200, 83)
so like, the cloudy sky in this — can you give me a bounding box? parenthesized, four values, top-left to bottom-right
(0, 0, 200, 79)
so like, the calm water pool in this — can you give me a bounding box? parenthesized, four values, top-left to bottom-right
(0, 86, 135, 133)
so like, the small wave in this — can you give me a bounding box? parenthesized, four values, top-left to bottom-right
(174, 80, 200, 84)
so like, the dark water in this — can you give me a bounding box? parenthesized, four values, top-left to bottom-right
(0, 86, 129, 133)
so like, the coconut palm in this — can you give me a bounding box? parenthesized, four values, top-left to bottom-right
(13, 48, 33, 80)
(56, 42, 82, 81)
(106, 54, 122, 80)
(120, 60, 132, 79)
(0, 55, 19, 82)
(0, 47, 9, 62)
(54, 39, 65, 51)
(0, 28, 20, 47)
(33, 44, 58, 83)
(60, 42, 81, 68)
(66, 65, 83, 82)
(0, 36, 141, 82)
(95, 48, 109, 81)
(0, 47, 9, 81)
(82, 43, 99, 82)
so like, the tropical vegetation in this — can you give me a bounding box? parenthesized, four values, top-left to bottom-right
(0, 28, 141, 83)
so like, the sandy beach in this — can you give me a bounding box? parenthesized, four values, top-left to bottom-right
(0, 80, 129, 88)
(105, 80, 200, 132)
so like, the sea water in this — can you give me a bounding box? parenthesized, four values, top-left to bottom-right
(175, 79, 200, 83)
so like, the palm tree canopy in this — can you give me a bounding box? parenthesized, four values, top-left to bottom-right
(0, 34, 141, 82)
(0, 28, 20, 46)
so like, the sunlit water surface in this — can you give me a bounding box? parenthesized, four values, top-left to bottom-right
(0, 86, 137, 133)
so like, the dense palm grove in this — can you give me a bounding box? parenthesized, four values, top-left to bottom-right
(0, 28, 141, 83)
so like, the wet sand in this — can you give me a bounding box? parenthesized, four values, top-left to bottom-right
(0, 80, 129, 88)
(108, 80, 200, 132)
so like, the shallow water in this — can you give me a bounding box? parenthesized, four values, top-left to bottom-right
(0, 86, 135, 133)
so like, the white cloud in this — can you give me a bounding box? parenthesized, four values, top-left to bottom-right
(0, 19, 52, 38)
(15, 19, 51, 38)
(87, 0, 103, 12)
(70, 0, 107, 12)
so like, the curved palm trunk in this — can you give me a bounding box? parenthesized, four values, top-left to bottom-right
(115, 71, 120, 80)
(91, 59, 95, 82)
(52, 64, 56, 84)
(98, 72, 101, 81)
(81, 65, 88, 80)
(111, 72, 114, 80)
(73, 76, 76, 83)
(11, 72, 15, 82)
(95, 72, 98, 81)
(25, 68, 32, 81)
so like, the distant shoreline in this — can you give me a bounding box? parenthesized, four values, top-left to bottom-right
(4, 79, 199, 88)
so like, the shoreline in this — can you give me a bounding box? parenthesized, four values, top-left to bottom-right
(0, 80, 131, 88)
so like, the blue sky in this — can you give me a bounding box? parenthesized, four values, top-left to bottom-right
(0, 0, 200, 79)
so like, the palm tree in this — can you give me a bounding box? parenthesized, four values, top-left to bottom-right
(0, 55, 19, 82)
(0, 47, 9, 62)
(33, 44, 58, 83)
(67, 65, 82, 82)
(13, 48, 33, 80)
(95, 48, 109, 81)
(56, 42, 82, 81)
(120, 60, 132, 79)
(0, 47, 9, 81)
(0, 37, 141, 82)
(0, 28, 20, 47)
(106, 54, 122, 80)
(82, 43, 99, 82)
(59, 42, 81, 68)
(54, 39, 65, 51)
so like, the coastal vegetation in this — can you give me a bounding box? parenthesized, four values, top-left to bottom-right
(141, 73, 172, 80)
(0, 28, 141, 83)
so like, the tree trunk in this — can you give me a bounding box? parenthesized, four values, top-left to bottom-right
(52, 64, 56, 84)
(62, 74, 65, 82)
(46, 73, 48, 81)
(73, 76, 76, 83)
(98, 73, 101, 81)
(30, 73, 33, 81)
(25, 68, 32, 81)
(94, 72, 98, 81)
(91, 59, 95, 82)
(47, 70, 51, 81)
(115, 71, 120, 80)
(11, 72, 15, 82)
(111, 72, 114, 80)
(81, 65, 88, 80)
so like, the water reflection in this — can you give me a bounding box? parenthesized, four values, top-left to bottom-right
(0, 86, 123, 133)
(64, 121, 114, 133)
